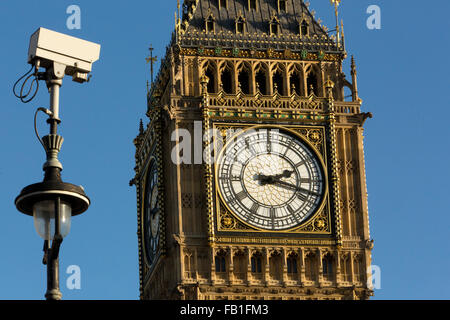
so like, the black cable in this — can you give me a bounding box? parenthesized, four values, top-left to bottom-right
(13, 64, 33, 98)
(34, 108, 53, 152)
(13, 65, 41, 103)
(20, 73, 40, 103)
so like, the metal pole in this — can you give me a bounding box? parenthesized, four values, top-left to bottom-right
(44, 197, 63, 300)
(48, 79, 62, 135)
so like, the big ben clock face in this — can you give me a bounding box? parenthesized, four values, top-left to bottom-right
(216, 127, 326, 231)
(143, 159, 160, 265)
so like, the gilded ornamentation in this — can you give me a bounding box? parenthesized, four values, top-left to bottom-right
(218, 203, 252, 231)
(180, 47, 340, 62)
(318, 50, 325, 60)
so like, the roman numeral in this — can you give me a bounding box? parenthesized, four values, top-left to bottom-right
(283, 140, 294, 156)
(245, 138, 257, 156)
(297, 192, 308, 202)
(236, 191, 248, 201)
(250, 202, 260, 214)
(266, 132, 272, 153)
(287, 205, 295, 214)
(270, 207, 276, 218)
(296, 159, 312, 167)
(299, 187, 321, 197)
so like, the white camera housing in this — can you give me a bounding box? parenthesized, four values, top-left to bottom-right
(28, 28, 101, 83)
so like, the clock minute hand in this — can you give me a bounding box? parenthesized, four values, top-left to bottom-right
(272, 179, 321, 197)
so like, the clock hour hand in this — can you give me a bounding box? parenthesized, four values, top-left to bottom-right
(253, 170, 294, 185)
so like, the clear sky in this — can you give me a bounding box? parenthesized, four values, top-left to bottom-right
(0, 0, 448, 300)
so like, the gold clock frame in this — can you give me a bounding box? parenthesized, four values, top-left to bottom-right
(213, 123, 332, 235)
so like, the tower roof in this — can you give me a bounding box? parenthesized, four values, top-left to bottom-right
(178, 0, 340, 52)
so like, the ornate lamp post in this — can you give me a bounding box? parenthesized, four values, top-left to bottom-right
(13, 28, 100, 300)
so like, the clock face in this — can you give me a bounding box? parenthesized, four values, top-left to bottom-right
(143, 159, 160, 265)
(216, 128, 325, 231)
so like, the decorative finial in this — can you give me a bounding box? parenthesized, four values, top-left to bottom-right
(145, 45, 158, 87)
(325, 76, 335, 92)
(200, 74, 209, 94)
(139, 119, 144, 135)
(330, 0, 342, 47)
(351, 55, 356, 73)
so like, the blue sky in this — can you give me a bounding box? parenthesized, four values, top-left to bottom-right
(0, 1, 448, 300)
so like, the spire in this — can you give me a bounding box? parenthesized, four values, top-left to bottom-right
(351, 56, 359, 102)
(139, 119, 144, 136)
(341, 19, 345, 51)
(351, 55, 356, 75)
(330, 0, 341, 48)
(145, 45, 158, 87)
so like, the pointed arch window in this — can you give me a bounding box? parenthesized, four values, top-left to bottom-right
(215, 251, 227, 273)
(289, 68, 302, 95)
(353, 255, 364, 282)
(305, 252, 317, 281)
(236, 15, 246, 34)
(307, 71, 319, 96)
(220, 65, 233, 94)
(287, 254, 298, 274)
(238, 65, 251, 94)
(322, 253, 334, 280)
(205, 13, 216, 33)
(340, 254, 352, 282)
(205, 65, 216, 93)
(184, 254, 195, 278)
(233, 251, 246, 280)
(249, 0, 257, 11)
(269, 252, 282, 281)
(273, 68, 284, 95)
(269, 14, 280, 36)
(251, 253, 263, 273)
(300, 19, 309, 37)
(255, 69, 268, 95)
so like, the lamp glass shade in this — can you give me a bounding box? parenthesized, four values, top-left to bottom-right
(33, 200, 72, 240)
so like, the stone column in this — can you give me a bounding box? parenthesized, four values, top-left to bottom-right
(299, 248, 306, 285)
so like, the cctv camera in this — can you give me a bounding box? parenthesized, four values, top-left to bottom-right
(28, 28, 101, 83)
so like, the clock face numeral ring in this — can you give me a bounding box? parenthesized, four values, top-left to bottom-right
(216, 127, 326, 231)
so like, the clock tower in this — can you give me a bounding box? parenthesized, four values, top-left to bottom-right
(132, 0, 374, 300)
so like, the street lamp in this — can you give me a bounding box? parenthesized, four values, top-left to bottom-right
(13, 28, 100, 300)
